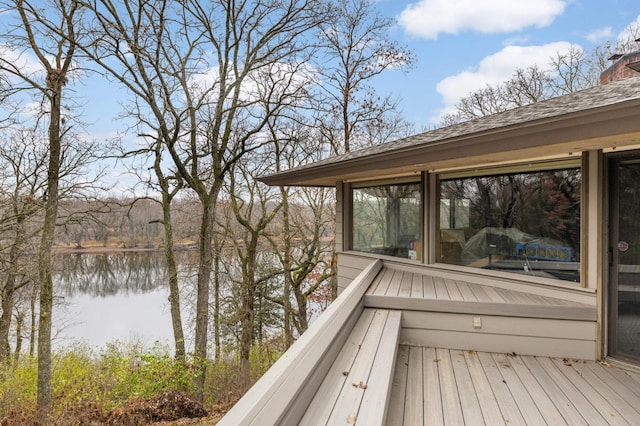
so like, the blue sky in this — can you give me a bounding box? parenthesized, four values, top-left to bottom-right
(70, 0, 640, 191)
(2, 1, 639, 192)
(371, 0, 640, 128)
(16, 0, 639, 138)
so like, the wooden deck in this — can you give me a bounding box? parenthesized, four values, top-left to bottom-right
(221, 260, 626, 425)
(389, 345, 640, 425)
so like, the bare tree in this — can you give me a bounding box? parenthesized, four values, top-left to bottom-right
(0, 0, 80, 419)
(225, 155, 282, 389)
(313, 0, 413, 299)
(442, 23, 640, 127)
(269, 120, 334, 342)
(549, 46, 598, 96)
(441, 65, 554, 126)
(316, 0, 414, 155)
(0, 129, 47, 364)
(79, 0, 323, 399)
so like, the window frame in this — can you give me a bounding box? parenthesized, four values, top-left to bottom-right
(434, 158, 583, 283)
(349, 176, 424, 261)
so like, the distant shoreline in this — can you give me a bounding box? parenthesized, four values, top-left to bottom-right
(53, 243, 197, 254)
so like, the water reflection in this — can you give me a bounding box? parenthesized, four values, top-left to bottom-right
(54, 252, 169, 297)
(52, 252, 197, 349)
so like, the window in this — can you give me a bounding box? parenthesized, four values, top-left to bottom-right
(438, 167, 581, 282)
(352, 181, 422, 260)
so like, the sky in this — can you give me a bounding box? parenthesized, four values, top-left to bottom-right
(77, 0, 640, 144)
(369, 0, 640, 128)
(72, 0, 639, 191)
(2, 0, 639, 192)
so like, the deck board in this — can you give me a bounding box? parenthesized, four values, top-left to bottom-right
(546, 357, 630, 425)
(371, 266, 593, 307)
(301, 309, 376, 423)
(386, 270, 403, 297)
(567, 360, 640, 423)
(367, 267, 595, 323)
(326, 310, 390, 424)
(410, 272, 423, 298)
(374, 268, 394, 296)
(403, 346, 423, 424)
(358, 310, 402, 424)
(302, 308, 402, 426)
(477, 352, 528, 425)
(444, 278, 464, 301)
(422, 347, 444, 425)
(386, 345, 409, 425)
(590, 363, 640, 399)
(422, 274, 436, 298)
(433, 276, 449, 300)
(449, 349, 485, 423)
(365, 272, 385, 296)
(436, 347, 466, 425)
(398, 272, 412, 297)
(455, 280, 478, 301)
(520, 355, 597, 425)
(499, 352, 569, 425)
(463, 350, 508, 425)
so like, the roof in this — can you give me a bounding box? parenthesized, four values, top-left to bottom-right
(261, 76, 640, 186)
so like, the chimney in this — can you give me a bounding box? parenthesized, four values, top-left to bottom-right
(600, 39, 640, 84)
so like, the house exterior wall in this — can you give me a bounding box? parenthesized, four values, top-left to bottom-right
(401, 311, 597, 360)
(336, 150, 605, 360)
(338, 153, 597, 293)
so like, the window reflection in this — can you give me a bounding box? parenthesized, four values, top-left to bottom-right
(352, 183, 422, 260)
(439, 168, 581, 282)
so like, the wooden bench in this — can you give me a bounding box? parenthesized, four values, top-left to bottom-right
(300, 308, 403, 425)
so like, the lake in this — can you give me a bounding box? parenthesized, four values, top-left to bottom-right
(52, 251, 198, 350)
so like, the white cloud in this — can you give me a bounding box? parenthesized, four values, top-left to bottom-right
(585, 27, 614, 43)
(0, 43, 43, 76)
(434, 42, 575, 119)
(398, 0, 566, 39)
(502, 35, 531, 47)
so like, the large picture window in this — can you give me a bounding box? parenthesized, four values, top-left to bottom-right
(352, 181, 422, 260)
(438, 167, 581, 282)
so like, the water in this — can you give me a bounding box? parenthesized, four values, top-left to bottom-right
(52, 251, 196, 350)
(49, 249, 327, 352)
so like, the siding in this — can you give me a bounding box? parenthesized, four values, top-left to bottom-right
(366, 264, 597, 361)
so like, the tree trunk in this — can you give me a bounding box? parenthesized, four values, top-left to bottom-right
(0, 218, 26, 363)
(29, 282, 37, 358)
(213, 239, 221, 361)
(193, 191, 219, 401)
(330, 249, 338, 300)
(161, 192, 186, 363)
(293, 288, 309, 334)
(14, 310, 24, 366)
(239, 236, 258, 390)
(280, 186, 294, 348)
(0, 274, 17, 363)
(37, 76, 63, 422)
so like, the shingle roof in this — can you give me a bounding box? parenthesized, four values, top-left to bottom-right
(261, 76, 640, 186)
